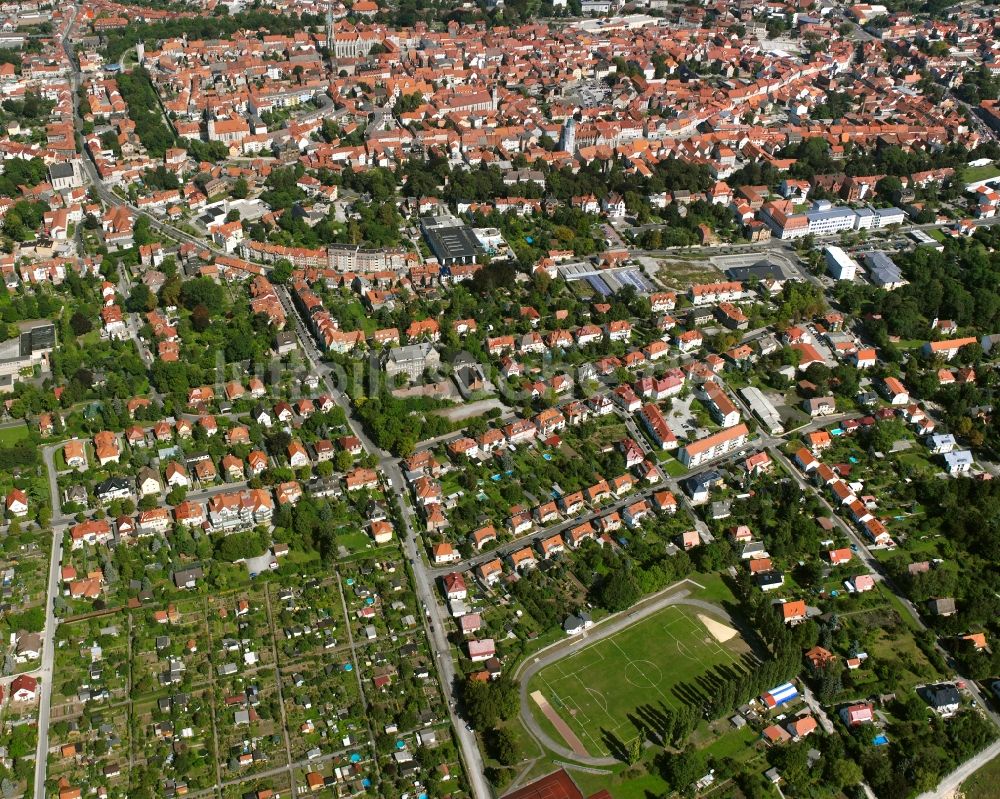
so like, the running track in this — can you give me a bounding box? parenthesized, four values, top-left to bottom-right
(514, 578, 738, 766)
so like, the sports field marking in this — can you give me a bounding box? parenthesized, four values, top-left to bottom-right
(623, 659, 663, 690)
(531, 690, 590, 757)
(698, 613, 739, 642)
(585, 687, 609, 714)
(531, 604, 748, 757)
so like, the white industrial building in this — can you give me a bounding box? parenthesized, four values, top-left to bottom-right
(824, 246, 859, 281)
(854, 206, 906, 230)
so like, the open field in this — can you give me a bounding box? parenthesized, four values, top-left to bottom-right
(0, 422, 29, 446)
(527, 603, 753, 757)
(653, 258, 721, 289)
(963, 164, 1000, 184)
(960, 752, 1000, 799)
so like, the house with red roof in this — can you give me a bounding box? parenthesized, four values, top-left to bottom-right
(11, 674, 37, 702)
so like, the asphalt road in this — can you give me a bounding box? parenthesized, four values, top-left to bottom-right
(388, 466, 493, 799)
(41, 445, 71, 527)
(276, 284, 493, 799)
(914, 739, 1000, 799)
(34, 9, 79, 792)
(32, 527, 63, 799)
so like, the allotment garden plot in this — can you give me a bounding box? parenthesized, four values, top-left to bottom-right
(528, 603, 752, 758)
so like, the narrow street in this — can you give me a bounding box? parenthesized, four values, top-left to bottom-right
(32, 11, 81, 797)
(262, 584, 297, 795)
(32, 522, 65, 799)
(276, 282, 492, 799)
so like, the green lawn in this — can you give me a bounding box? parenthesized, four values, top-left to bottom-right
(337, 531, 374, 553)
(963, 163, 1000, 184)
(528, 603, 753, 757)
(0, 422, 29, 446)
(575, 765, 668, 799)
(656, 453, 689, 476)
(700, 722, 759, 762)
(895, 451, 940, 477)
(692, 571, 739, 606)
(961, 752, 1000, 799)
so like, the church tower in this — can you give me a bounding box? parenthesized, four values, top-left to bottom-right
(326, 3, 336, 67)
(560, 117, 576, 154)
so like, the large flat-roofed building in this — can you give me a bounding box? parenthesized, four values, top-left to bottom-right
(420, 216, 481, 266)
(327, 244, 409, 273)
(740, 386, 784, 435)
(725, 261, 788, 282)
(0, 320, 56, 392)
(805, 204, 856, 236)
(824, 246, 858, 281)
(854, 205, 905, 230)
(678, 423, 749, 468)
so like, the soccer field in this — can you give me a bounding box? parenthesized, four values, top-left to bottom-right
(528, 604, 753, 757)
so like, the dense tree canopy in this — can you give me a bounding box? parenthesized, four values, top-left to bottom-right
(116, 68, 176, 157)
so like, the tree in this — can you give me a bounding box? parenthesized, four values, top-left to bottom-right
(215, 530, 266, 562)
(115, 68, 176, 157)
(270, 259, 293, 284)
(231, 176, 249, 199)
(488, 728, 520, 766)
(191, 304, 211, 332)
(671, 705, 698, 746)
(69, 311, 93, 336)
(462, 677, 499, 730)
(830, 757, 864, 789)
(7, 605, 45, 632)
(127, 283, 156, 313)
(180, 276, 224, 311)
(0, 157, 47, 197)
(625, 735, 642, 765)
(592, 568, 640, 612)
(3, 200, 49, 241)
(159, 274, 182, 307)
(492, 677, 519, 720)
(661, 746, 704, 795)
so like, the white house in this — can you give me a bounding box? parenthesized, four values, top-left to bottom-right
(943, 449, 973, 475)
